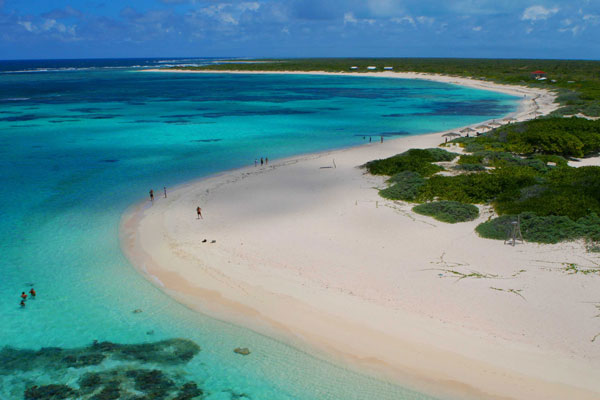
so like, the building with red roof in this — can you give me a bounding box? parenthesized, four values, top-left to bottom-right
(531, 70, 547, 79)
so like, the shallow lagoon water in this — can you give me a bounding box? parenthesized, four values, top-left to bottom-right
(0, 61, 517, 399)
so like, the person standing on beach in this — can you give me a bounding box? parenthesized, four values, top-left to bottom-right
(260, 157, 264, 166)
(149, 189, 154, 202)
(163, 187, 167, 198)
(254, 159, 257, 167)
(265, 157, 268, 165)
(197, 206, 202, 219)
(369, 136, 372, 142)
(380, 136, 383, 143)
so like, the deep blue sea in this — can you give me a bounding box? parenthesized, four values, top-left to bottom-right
(0, 58, 518, 400)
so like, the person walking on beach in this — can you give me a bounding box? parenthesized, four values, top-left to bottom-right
(29, 288, 36, 298)
(197, 206, 203, 219)
(163, 187, 167, 198)
(149, 189, 154, 202)
(260, 157, 264, 166)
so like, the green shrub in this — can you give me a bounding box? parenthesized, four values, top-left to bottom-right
(454, 164, 487, 172)
(380, 171, 426, 201)
(496, 189, 600, 220)
(476, 213, 600, 243)
(458, 154, 484, 165)
(425, 148, 459, 162)
(533, 154, 569, 167)
(365, 148, 458, 177)
(467, 117, 600, 157)
(415, 166, 540, 204)
(413, 201, 479, 223)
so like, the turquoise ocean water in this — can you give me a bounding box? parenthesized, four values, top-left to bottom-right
(0, 59, 518, 399)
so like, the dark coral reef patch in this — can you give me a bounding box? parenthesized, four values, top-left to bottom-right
(1, 339, 207, 400)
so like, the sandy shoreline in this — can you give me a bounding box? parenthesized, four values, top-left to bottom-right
(121, 71, 600, 399)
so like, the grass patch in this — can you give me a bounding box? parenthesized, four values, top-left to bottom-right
(413, 201, 479, 223)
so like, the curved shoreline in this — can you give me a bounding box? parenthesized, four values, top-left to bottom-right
(121, 72, 600, 399)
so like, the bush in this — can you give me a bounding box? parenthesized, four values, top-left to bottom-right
(465, 117, 600, 157)
(476, 212, 600, 243)
(413, 201, 479, 223)
(454, 164, 487, 172)
(495, 189, 600, 220)
(458, 154, 484, 165)
(415, 166, 540, 204)
(365, 148, 458, 177)
(380, 171, 426, 201)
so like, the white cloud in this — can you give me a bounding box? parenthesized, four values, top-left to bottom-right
(344, 12, 357, 24)
(559, 25, 583, 36)
(521, 5, 559, 22)
(18, 20, 34, 32)
(391, 16, 415, 27)
(42, 19, 56, 31)
(239, 2, 260, 12)
(416, 16, 434, 25)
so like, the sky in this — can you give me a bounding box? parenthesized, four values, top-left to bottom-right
(1, 0, 599, 60)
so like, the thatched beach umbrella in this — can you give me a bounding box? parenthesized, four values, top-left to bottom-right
(476, 125, 490, 131)
(460, 127, 475, 134)
(442, 132, 461, 138)
(488, 121, 502, 127)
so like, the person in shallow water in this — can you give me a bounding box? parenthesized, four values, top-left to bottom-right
(20, 300, 25, 307)
(197, 206, 202, 219)
(29, 288, 36, 297)
(149, 189, 154, 202)
(21, 292, 27, 300)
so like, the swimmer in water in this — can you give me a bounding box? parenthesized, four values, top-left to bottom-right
(29, 288, 36, 298)
(20, 300, 26, 307)
(21, 292, 27, 300)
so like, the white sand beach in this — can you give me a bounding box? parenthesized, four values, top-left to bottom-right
(121, 72, 600, 400)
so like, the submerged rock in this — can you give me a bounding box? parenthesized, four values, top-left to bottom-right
(233, 347, 250, 356)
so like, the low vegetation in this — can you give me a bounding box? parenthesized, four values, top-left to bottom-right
(413, 201, 479, 223)
(455, 117, 600, 158)
(365, 148, 457, 177)
(372, 117, 600, 243)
